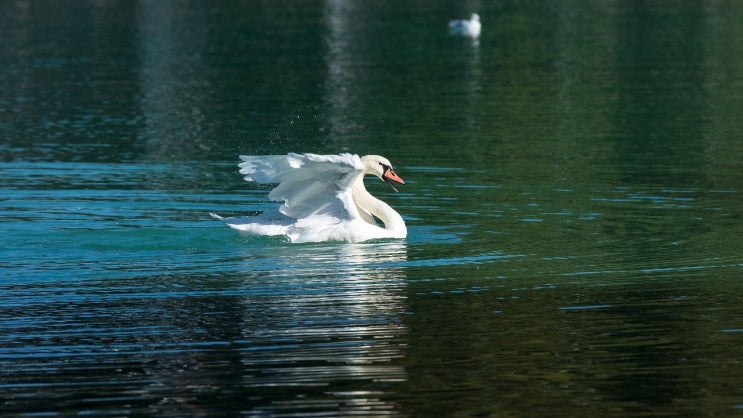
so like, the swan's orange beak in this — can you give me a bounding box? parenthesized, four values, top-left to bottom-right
(382, 168, 405, 192)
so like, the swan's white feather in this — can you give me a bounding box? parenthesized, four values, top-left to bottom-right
(448, 13, 481, 38)
(238, 155, 294, 183)
(215, 153, 406, 243)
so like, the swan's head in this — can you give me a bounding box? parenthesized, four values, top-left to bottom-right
(361, 155, 405, 192)
(471, 13, 480, 22)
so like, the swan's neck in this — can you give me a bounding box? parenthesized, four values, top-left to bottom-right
(352, 176, 407, 236)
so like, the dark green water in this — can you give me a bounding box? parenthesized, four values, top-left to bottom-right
(2, 1, 743, 416)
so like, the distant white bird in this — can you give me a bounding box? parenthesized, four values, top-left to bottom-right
(211, 153, 407, 243)
(448, 13, 481, 38)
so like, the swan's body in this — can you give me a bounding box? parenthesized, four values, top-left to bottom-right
(211, 153, 407, 243)
(448, 13, 481, 38)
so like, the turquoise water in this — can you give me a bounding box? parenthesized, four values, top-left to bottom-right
(3, 1, 743, 416)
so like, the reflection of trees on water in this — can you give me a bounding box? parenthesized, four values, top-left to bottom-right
(323, 0, 357, 146)
(135, 2, 332, 160)
(136, 1, 214, 161)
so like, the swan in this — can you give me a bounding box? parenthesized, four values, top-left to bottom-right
(210, 153, 407, 243)
(448, 13, 481, 38)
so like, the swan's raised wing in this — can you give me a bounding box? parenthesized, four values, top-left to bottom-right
(238, 155, 295, 183)
(238, 153, 365, 222)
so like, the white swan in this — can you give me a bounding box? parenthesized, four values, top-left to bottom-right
(448, 13, 481, 38)
(211, 153, 407, 243)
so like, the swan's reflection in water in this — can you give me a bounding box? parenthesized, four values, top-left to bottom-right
(4, 242, 409, 417)
(236, 241, 408, 415)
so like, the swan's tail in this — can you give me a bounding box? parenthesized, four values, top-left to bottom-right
(210, 212, 293, 238)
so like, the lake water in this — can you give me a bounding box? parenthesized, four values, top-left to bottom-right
(2, 1, 743, 416)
